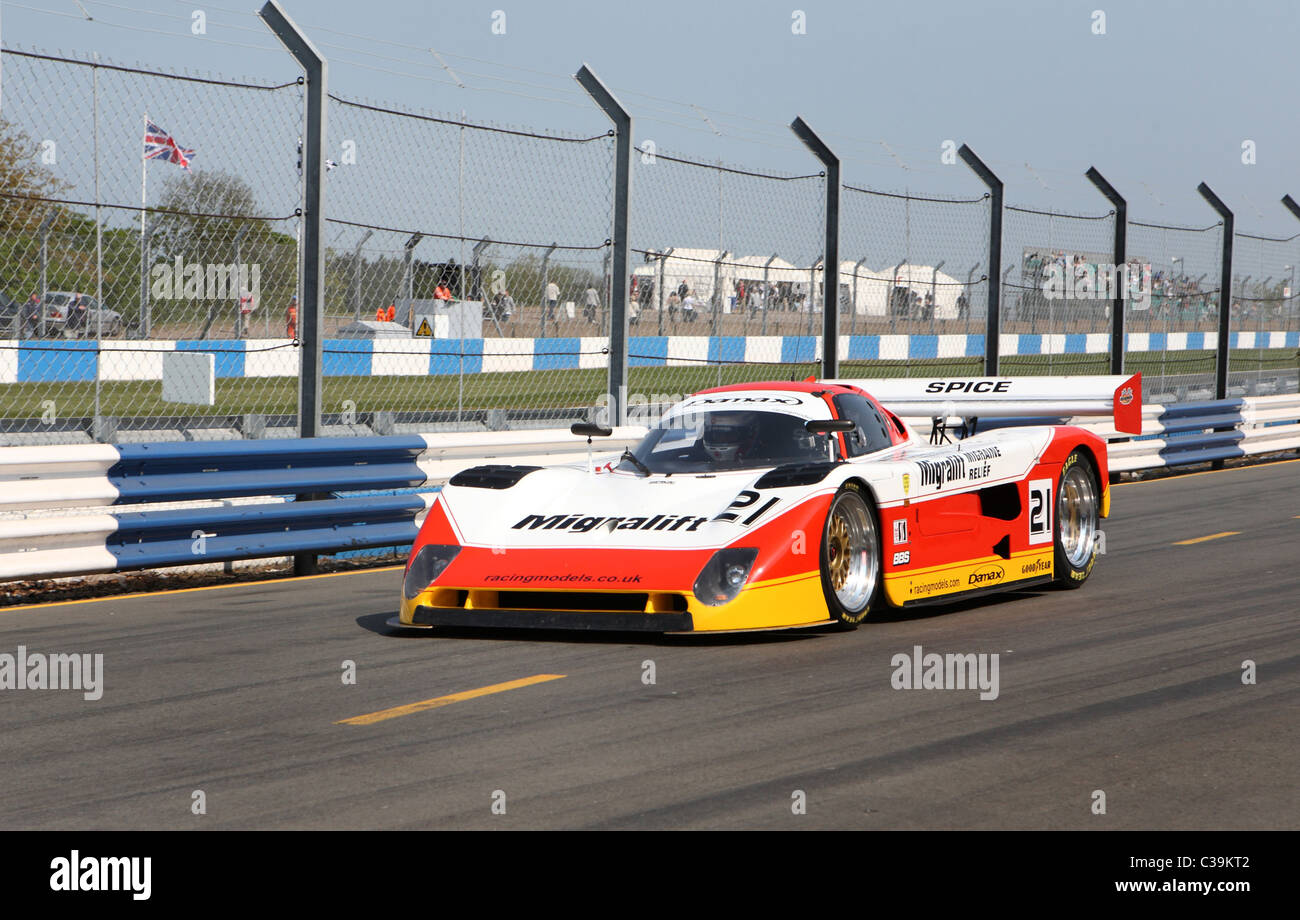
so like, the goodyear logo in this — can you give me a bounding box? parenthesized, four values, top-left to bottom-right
(902, 473, 910, 495)
(1020, 558, 1052, 575)
(968, 564, 1005, 586)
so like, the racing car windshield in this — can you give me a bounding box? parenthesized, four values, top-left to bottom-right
(619, 409, 831, 474)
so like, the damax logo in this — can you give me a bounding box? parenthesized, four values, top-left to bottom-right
(968, 564, 1005, 586)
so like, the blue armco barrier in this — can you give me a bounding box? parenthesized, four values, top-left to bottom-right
(1150, 399, 1248, 464)
(107, 494, 426, 568)
(108, 436, 431, 503)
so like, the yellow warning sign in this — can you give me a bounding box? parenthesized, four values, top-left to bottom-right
(415, 318, 433, 337)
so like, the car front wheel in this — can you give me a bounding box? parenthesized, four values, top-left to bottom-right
(819, 482, 881, 628)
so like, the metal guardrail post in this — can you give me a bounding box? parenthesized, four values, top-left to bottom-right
(576, 65, 632, 426)
(959, 145, 1003, 376)
(1086, 167, 1127, 375)
(790, 117, 839, 378)
(260, 0, 326, 441)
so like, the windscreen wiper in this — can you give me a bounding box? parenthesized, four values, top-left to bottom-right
(620, 449, 652, 477)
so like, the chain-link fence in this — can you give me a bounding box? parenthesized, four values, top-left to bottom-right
(0, 48, 304, 441)
(2, 41, 1298, 446)
(1125, 218, 1223, 396)
(320, 92, 614, 430)
(1001, 204, 1116, 375)
(627, 149, 824, 402)
(1229, 229, 1300, 396)
(839, 185, 989, 377)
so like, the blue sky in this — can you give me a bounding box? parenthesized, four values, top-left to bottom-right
(3, 0, 1297, 250)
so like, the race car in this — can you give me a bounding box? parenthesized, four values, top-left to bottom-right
(393, 374, 1141, 633)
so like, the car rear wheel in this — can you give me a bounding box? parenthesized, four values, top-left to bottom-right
(1054, 450, 1100, 589)
(819, 482, 880, 628)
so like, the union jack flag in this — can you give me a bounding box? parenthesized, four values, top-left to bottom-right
(143, 119, 195, 171)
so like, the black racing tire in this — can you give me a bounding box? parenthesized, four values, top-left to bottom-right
(1054, 450, 1101, 589)
(818, 481, 882, 628)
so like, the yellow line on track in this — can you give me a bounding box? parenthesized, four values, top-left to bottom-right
(1173, 531, 1240, 545)
(338, 674, 566, 725)
(1, 565, 405, 613)
(1113, 456, 1300, 486)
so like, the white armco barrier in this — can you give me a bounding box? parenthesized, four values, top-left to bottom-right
(0, 444, 123, 512)
(412, 426, 646, 484)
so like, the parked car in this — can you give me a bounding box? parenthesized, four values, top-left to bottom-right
(41, 292, 124, 338)
(0, 291, 23, 337)
(0, 292, 63, 337)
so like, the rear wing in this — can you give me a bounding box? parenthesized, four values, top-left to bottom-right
(834, 373, 1143, 435)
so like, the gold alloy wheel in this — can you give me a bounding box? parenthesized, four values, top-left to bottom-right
(825, 489, 878, 612)
(828, 515, 851, 590)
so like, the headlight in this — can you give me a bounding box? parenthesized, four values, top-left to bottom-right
(403, 544, 462, 599)
(692, 547, 758, 606)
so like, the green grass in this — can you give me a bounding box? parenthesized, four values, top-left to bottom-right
(1, 350, 1294, 421)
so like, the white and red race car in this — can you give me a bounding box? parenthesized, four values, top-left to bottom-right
(395, 374, 1141, 633)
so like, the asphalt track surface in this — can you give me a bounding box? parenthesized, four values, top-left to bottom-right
(1, 461, 1296, 830)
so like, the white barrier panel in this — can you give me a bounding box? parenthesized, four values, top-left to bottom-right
(162, 351, 215, 405)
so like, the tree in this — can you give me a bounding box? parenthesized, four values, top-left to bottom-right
(0, 116, 71, 300)
(149, 168, 298, 336)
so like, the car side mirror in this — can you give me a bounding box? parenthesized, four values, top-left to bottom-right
(804, 419, 856, 435)
(805, 418, 855, 462)
(571, 422, 613, 438)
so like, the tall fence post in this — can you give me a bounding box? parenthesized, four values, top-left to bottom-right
(656, 248, 671, 336)
(1086, 167, 1127, 375)
(790, 117, 839, 378)
(1197, 182, 1234, 402)
(260, 0, 326, 439)
(540, 242, 557, 338)
(1283, 196, 1300, 356)
(711, 250, 728, 337)
(261, 0, 327, 576)
(352, 229, 372, 321)
(959, 145, 1003, 376)
(1282, 194, 1300, 224)
(576, 64, 632, 426)
(402, 233, 422, 328)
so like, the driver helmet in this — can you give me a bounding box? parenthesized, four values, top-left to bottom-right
(702, 411, 759, 464)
